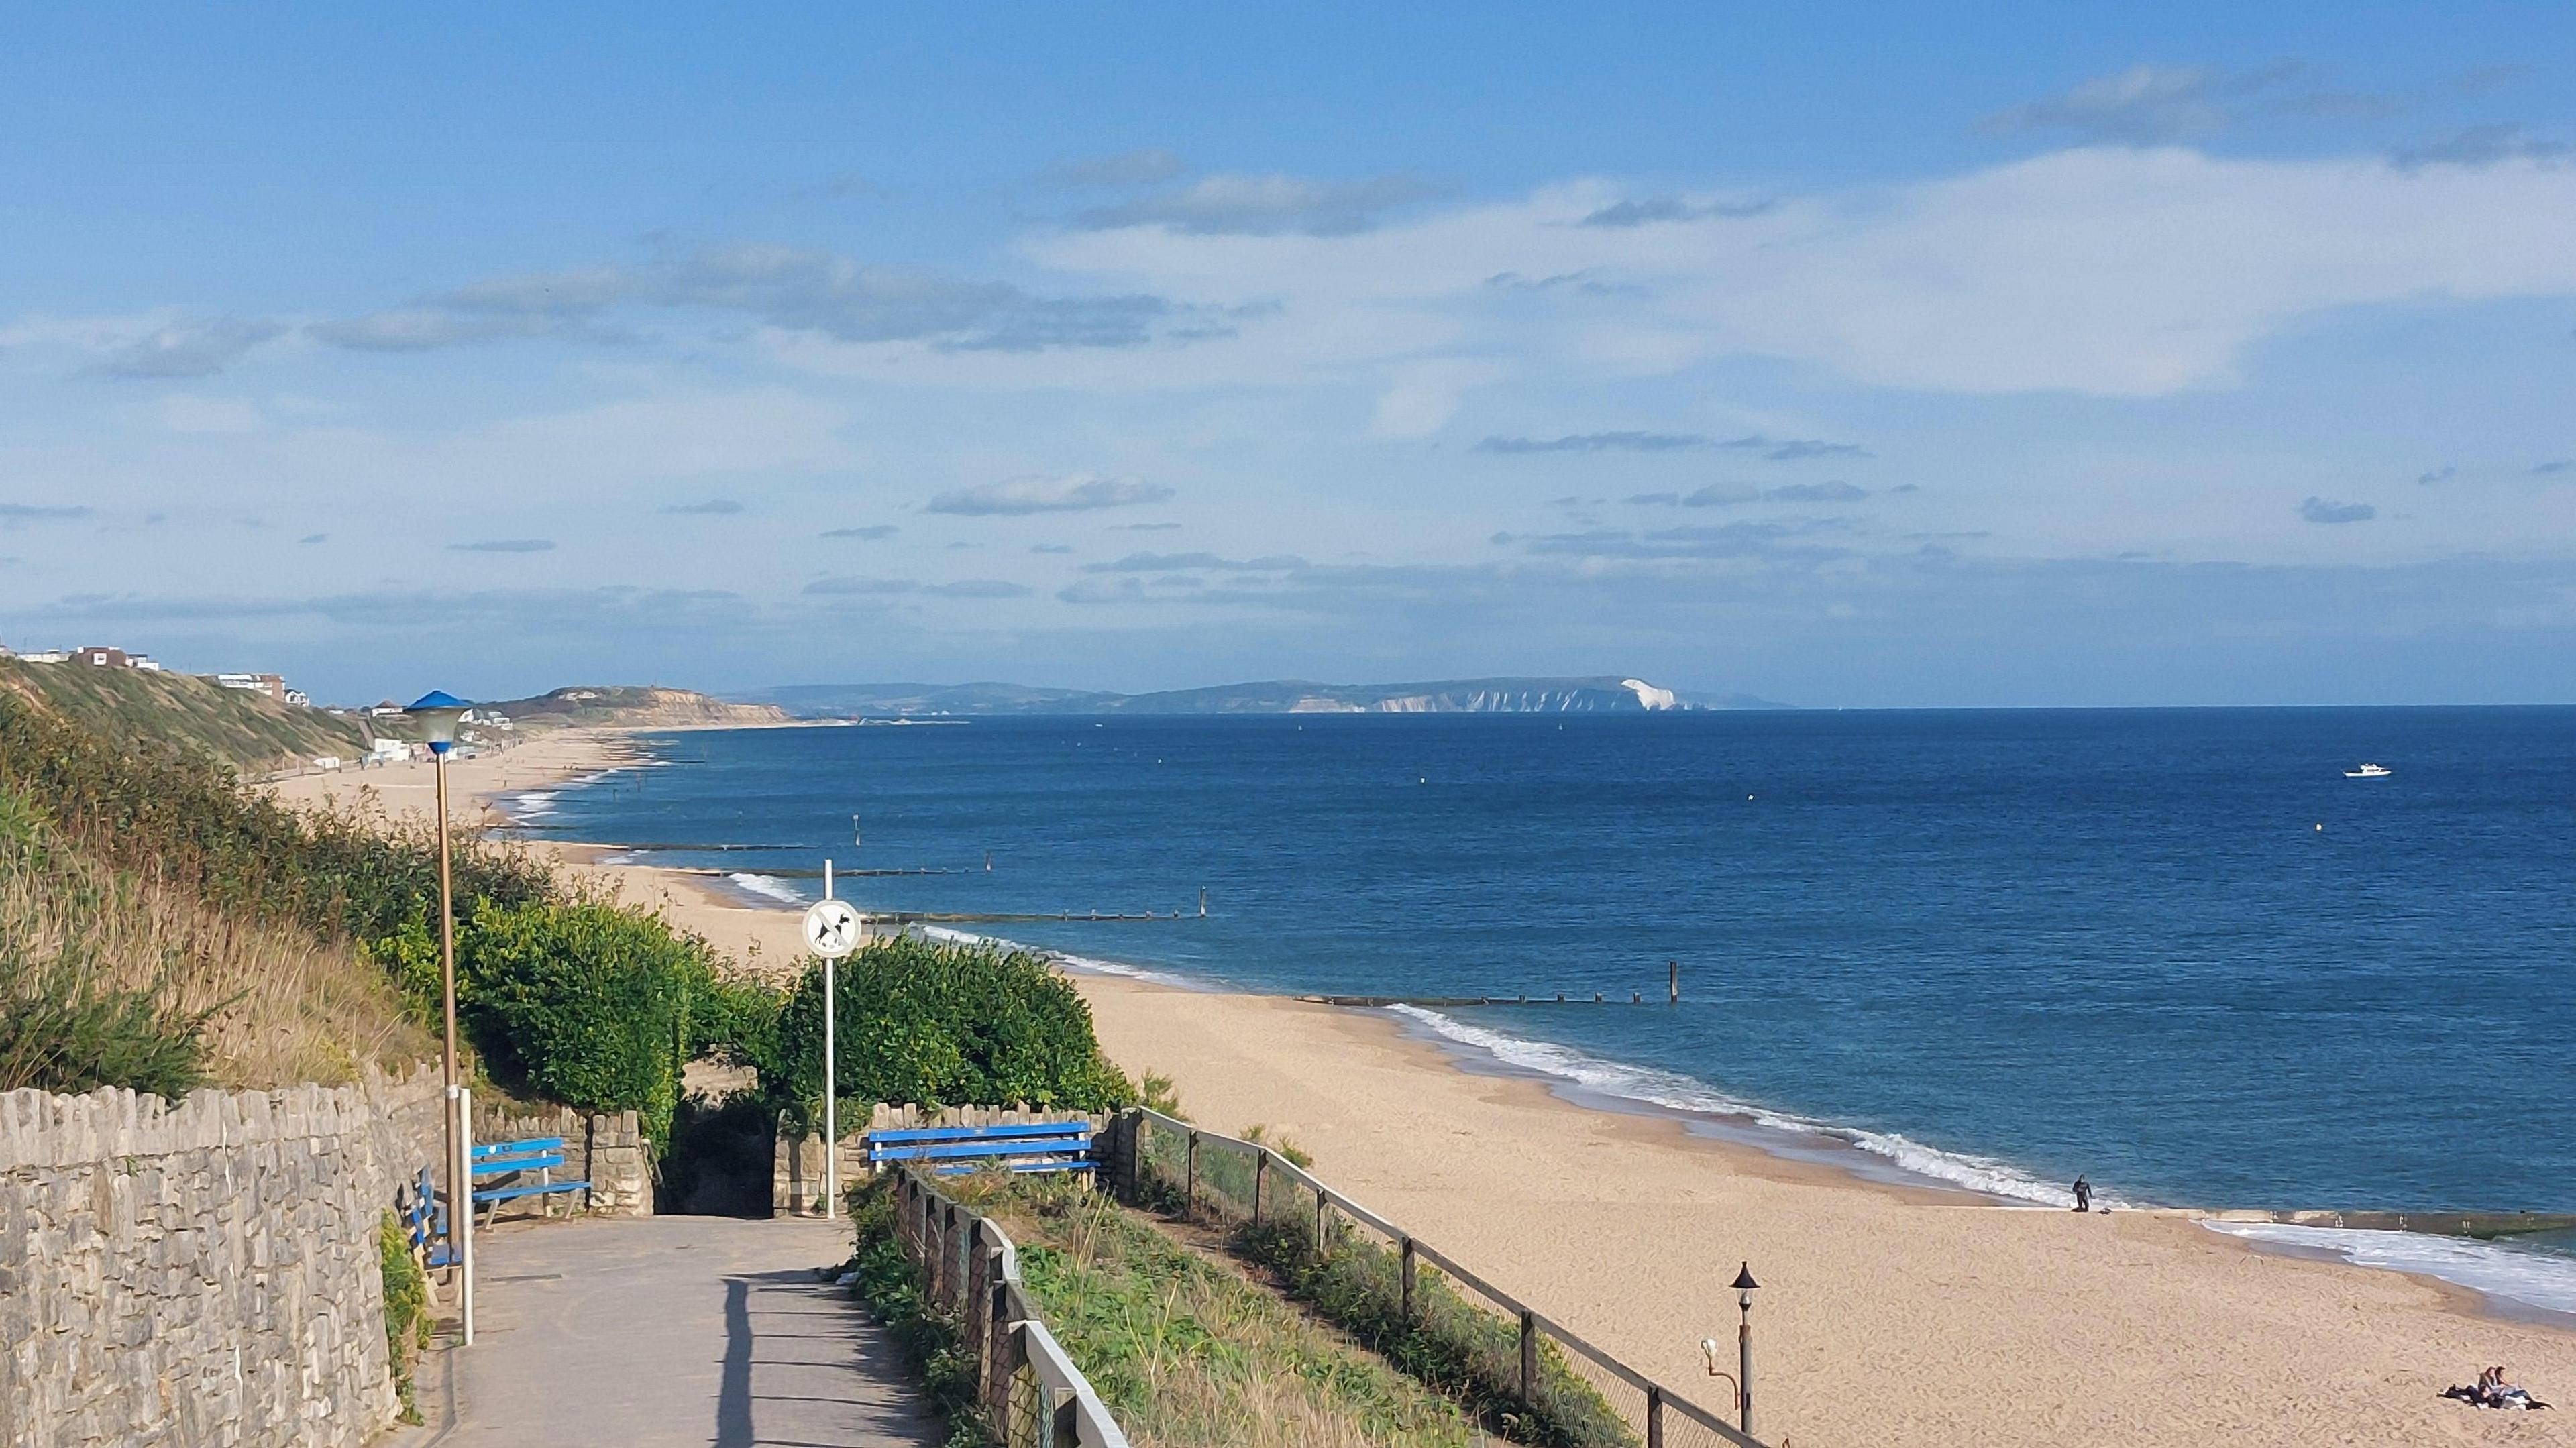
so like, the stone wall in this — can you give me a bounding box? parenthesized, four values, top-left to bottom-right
(0, 1066, 446, 1448)
(774, 1103, 1109, 1216)
(470, 1103, 652, 1219)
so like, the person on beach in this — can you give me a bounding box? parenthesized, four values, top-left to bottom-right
(2072, 1176, 2091, 1212)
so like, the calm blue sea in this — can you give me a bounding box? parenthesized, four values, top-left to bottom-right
(517, 710, 2576, 1304)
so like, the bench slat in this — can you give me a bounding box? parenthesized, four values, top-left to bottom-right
(928, 1160, 1095, 1176)
(867, 1138, 1090, 1163)
(471, 1155, 566, 1176)
(472, 1180, 591, 1204)
(867, 1122, 1092, 1144)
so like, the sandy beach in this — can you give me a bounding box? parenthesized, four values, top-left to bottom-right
(271, 728, 2576, 1446)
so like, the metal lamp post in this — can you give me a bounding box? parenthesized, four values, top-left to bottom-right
(405, 691, 472, 1339)
(1731, 1262, 1760, 1438)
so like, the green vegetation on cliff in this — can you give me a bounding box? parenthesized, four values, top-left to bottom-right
(0, 680, 1128, 1154)
(1, 657, 366, 773)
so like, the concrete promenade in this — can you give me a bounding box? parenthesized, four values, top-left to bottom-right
(402, 1215, 940, 1447)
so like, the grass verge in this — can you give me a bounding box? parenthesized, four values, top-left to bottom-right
(930, 1172, 1493, 1448)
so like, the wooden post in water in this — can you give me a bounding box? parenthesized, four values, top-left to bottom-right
(1669, 960, 1680, 1005)
(1400, 1237, 1417, 1320)
(1199, 887, 1208, 917)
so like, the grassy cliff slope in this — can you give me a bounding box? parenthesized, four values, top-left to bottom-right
(1, 658, 368, 772)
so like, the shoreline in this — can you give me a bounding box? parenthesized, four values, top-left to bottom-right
(1069, 968, 2576, 1447)
(281, 725, 2576, 1443)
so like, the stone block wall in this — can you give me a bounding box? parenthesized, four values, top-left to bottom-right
(470, 1104, 652, 1219)
(774, 1103, 1109, 1216)
(0, 1066, 445, 1448)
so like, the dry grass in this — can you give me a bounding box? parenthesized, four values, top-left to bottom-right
(0, 828, 432, 1090)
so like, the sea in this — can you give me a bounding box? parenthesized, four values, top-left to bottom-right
(507, 708, 2576, 1315)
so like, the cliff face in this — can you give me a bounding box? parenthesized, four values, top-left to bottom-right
(492, 686, 792, 730)
(750, 675, 1759, 716)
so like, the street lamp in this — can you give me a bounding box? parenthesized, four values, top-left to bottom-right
(405, 690, 471, 1339)
(1731, 1262, 1760, 1439)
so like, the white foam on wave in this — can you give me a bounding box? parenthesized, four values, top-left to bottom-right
(918, 925, 1179, 983)
(2200, 1221, 2576, 1317)
(1384, 1004, 2084, 1207)
(505, 789, 558, 820)
(726, 872, 807, 906)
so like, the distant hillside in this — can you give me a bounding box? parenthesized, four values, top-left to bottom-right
(487, 685, 791, 731)
(747, 675, 1788, 717)
(0, 658, 368, 772)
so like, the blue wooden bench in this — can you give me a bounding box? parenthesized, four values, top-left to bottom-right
(470, 1136, 591, 1218)
(401, 1165, 456, 1269)
(867, 1121, 1095, 1176)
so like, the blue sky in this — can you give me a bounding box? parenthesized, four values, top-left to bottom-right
(4, 4, 2574, 706)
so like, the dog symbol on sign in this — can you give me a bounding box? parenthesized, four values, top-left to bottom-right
(802, 899, 863, 958)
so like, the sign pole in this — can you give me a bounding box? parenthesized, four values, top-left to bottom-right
(823, 858, 836, 1219)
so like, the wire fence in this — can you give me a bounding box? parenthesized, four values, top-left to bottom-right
(1118, 1107, 1768, 1448)
(890, 1167, 1131, 1448)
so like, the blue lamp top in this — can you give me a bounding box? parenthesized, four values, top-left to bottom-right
(406, 690, 470, 712)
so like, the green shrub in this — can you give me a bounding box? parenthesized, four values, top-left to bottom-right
(377, 1209, 431, 1423)
(769, 936, 1132, 1124)
(455, 899, 718, 1144)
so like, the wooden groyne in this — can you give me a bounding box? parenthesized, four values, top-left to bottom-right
(1300, 992, 1663, 1007)
(2204, 1208, 2576, 1241)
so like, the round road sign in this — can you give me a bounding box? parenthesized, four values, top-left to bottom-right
(802, 898, 864, 958)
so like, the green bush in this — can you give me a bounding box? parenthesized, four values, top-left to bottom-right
(769, 936, 1132, 1124)
(454, 899, 724, 1145)
(378, 1210, 431, 1423)
(0, 687, 553, 948)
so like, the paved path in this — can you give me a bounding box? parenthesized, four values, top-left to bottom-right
(407, 1216, 940, 1447)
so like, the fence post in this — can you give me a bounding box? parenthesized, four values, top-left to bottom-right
(1252, 1151, 1267, 1226)
(1122, 1110, 1140, 1199)
(1517, 1309, 1536, 1408)
(1185, 1132, 1198, 1217)
(1313, 1189, 1329, 1262)
(1399, 1237, 1417, 1321)
(985, 1276, 1015, 1431)
(1646, 1384, 1664, 1448)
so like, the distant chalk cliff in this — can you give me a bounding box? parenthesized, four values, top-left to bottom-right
(743, 675, 1784, 717)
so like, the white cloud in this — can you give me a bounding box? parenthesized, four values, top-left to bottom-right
(1026, 148, 2576, 399)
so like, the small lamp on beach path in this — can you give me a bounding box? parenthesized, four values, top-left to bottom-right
(1731, 1261, 1760, 1438)
(405, 690, 472, 1339)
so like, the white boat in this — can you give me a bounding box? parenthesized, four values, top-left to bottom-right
(2344, 763, 2392, 778)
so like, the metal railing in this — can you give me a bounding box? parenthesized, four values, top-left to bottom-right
(891, 1167, 1130, 1448)
(1118, 1107, 1768, 1448)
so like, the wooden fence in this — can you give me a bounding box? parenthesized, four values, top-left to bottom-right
(1114, 1107, 1769, 1448)
(892, 1167, 1129, 1447)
